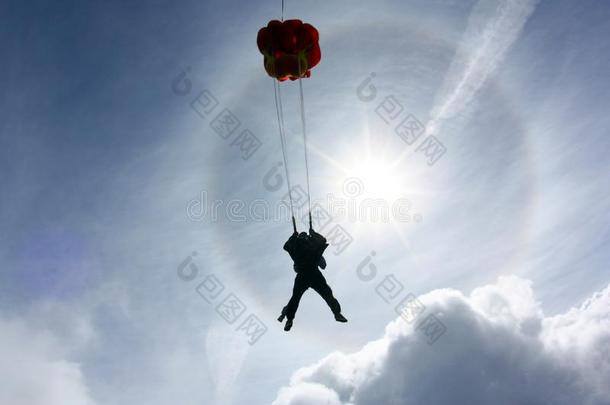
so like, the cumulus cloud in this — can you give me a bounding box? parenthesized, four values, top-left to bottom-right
(273, 276, 610, 405)
(0, 316, 97, 405)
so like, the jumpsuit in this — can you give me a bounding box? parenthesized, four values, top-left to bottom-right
(281, 230, 341, 320)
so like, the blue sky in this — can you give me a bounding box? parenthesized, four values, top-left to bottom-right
(1, 0, 610, 404)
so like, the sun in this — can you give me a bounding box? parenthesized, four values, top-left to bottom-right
(305, 131, 430, 234)
(347, 158, 406, 202)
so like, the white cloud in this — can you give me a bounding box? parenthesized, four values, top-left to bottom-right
(272, 276, 610, 405)
(0, 316, 97, 405)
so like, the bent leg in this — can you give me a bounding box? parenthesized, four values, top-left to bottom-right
(283, 274, 309, 320)
(310, 271, 341, 315)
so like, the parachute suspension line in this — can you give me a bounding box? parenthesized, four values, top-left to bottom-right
(298, 78, 313, 229)
(276, 82, 291, 215)
(281, 0, 284, 21)
(273, 79, 297, 233)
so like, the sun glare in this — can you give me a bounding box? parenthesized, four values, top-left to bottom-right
(348, 158, 405, 202)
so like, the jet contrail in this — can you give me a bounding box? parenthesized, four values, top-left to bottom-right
(427, 0, 539, 137)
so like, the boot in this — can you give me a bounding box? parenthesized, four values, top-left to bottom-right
(278, 307, 287, 322)
(284, 318, 293, 331)
(334, 313, 348, 323)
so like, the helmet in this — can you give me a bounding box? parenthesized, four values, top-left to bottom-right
(298, 232, 308, 240)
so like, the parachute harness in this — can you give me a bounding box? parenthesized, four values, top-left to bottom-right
(259, 6, 320, 233)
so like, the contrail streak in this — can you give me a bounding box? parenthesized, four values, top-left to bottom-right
(427, 0, 539, 136)
(394, 0, 538, 167)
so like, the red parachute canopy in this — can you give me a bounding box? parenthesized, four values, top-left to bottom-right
(257, 19, 321, 81)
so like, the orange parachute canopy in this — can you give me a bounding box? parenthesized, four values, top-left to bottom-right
(257, 19, 321, 81)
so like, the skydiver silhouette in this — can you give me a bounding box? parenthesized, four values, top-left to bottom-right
(278, 227, 347, 331)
